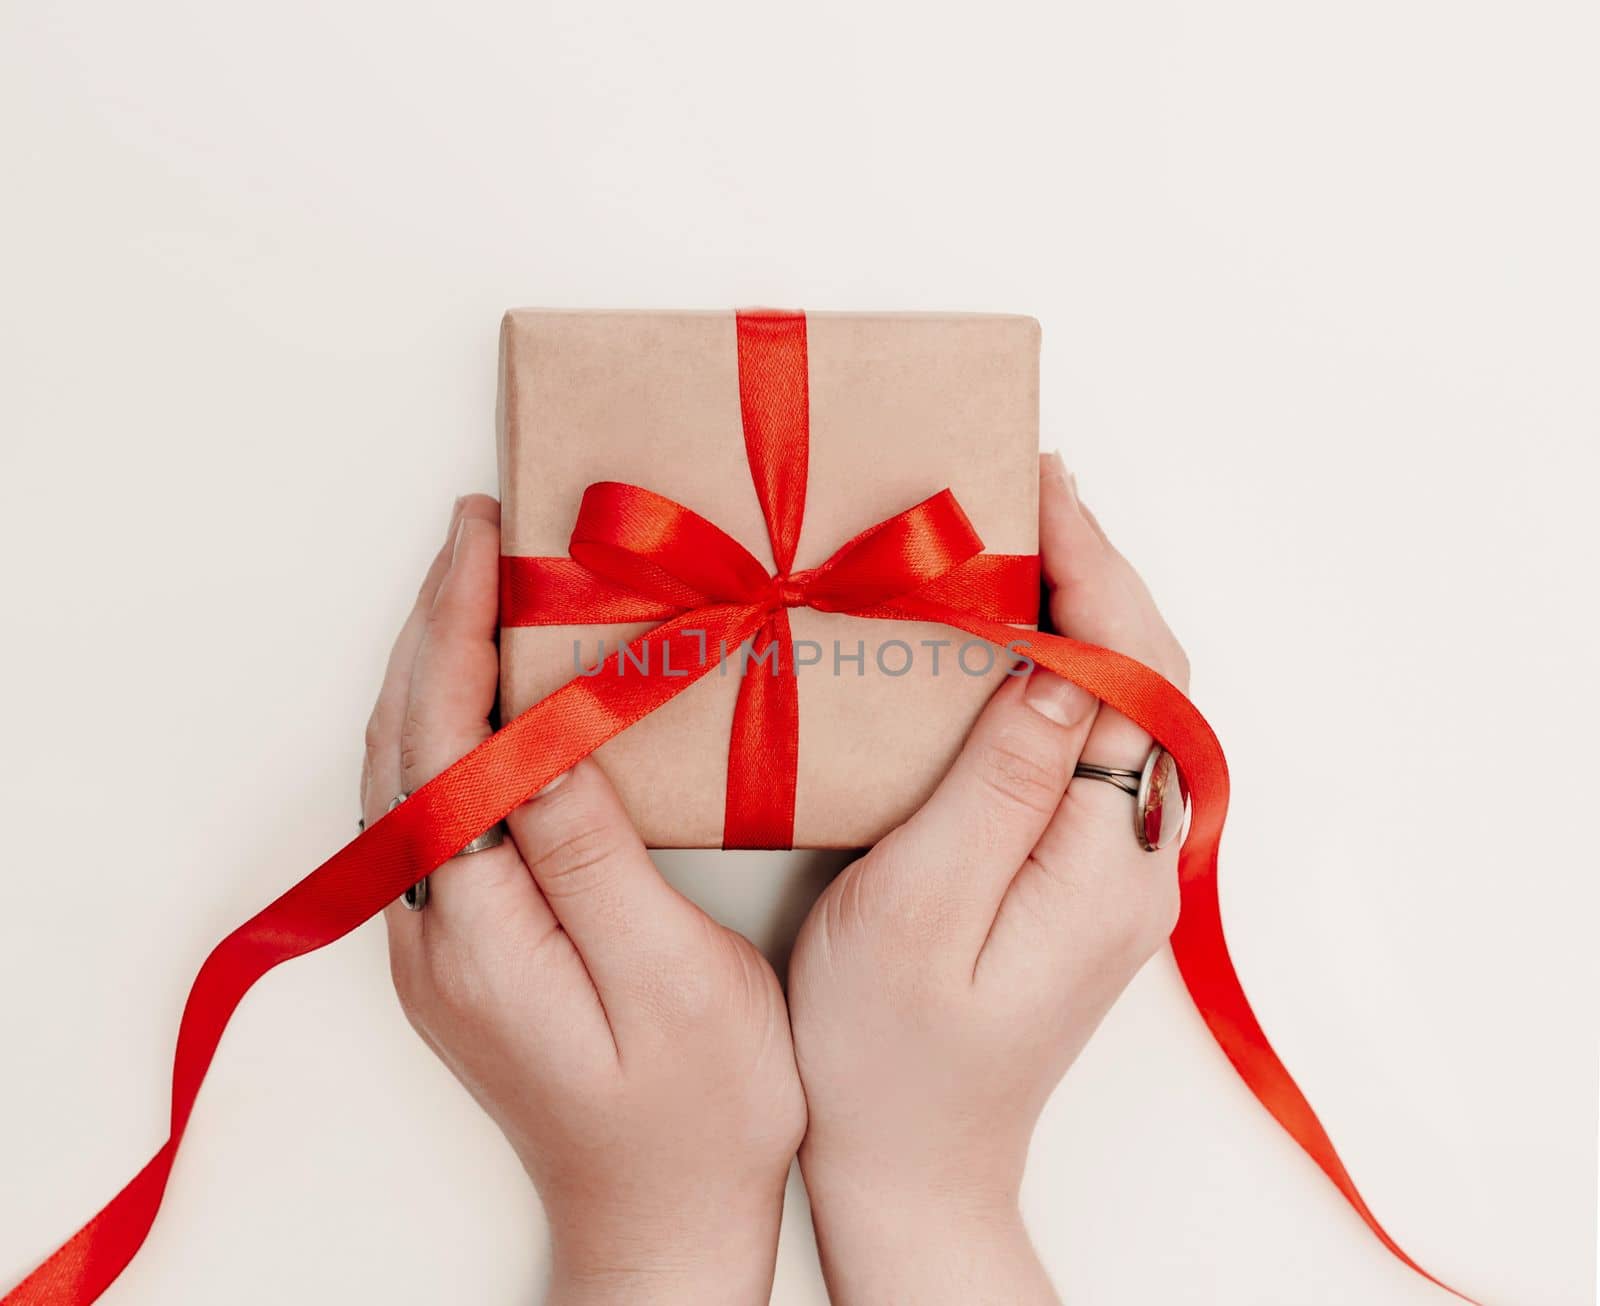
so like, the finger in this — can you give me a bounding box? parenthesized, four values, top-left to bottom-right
(362, 497, 465, 826)
(397, 496, 550, 933)
(505, 757, 715, 1026)
(869, 663, 1099, 946)
(1039, 452, 1189, 773)
(978, 740, 1182, 1003)
(369, 498, 469, 953)
(974, 455, 1189, 989)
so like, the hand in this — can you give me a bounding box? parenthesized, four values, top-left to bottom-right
(360, 495, 805, 1306)
(788, 453, 1190, 1306)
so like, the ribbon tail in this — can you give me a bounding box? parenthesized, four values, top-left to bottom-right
(1, 605, 765, 1306)
(722, 611, 800, 849)
(1170, 870, 1479, 1304)
(897, 603, 1475, 1305)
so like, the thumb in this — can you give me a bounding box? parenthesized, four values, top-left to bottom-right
(870, 666, 1098, 951)
(508, 759, 715, 1025)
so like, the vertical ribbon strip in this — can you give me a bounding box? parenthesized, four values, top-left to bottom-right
(726, 311, 810, 848)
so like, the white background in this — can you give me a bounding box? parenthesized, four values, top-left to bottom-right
(1, 2, 1595, 1303)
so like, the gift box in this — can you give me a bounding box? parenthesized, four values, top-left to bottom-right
(496, 309, 1041, 849)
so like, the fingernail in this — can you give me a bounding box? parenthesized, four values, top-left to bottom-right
(1023, 668, 1094, 727)
(450, 513, 471, 562)
(1041, 451, 1068, 483)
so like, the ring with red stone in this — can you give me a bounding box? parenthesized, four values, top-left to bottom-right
(1073, 747, 1190, 852)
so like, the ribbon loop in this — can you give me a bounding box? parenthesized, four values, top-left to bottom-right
(800, 488, 986, 613)
(568, 481, 773, 608)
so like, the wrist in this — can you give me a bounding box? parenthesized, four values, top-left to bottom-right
(544, 1176, 786, 1306)
(801, 1164, 1055, 1306)
(547, 1254, 770, 1306)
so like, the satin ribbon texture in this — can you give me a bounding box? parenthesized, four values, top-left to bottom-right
(499, 487, 1040, 846)
(3, 310, 1471, 1305)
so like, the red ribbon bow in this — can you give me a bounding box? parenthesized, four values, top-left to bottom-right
(2, 310, 1471, 1305)
(503, 477, 1038, 847)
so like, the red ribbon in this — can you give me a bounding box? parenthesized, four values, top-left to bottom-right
(502, 478, 1039, 846)
(3, 310, 1471, 1304)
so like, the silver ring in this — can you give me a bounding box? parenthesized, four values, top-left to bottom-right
(389, 794, 508, 910)
(1073, 746, 1190, 852)
(455, 824, 507, 856)
(387, 793, 430, 911)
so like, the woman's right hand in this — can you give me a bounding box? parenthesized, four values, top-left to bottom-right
(788, 453, 1191, 1305)
(362, 495, 806, 1306)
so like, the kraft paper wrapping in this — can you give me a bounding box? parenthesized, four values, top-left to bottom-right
(497, 309, 1039, 849)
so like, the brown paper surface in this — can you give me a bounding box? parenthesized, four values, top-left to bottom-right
(498, 309, 1039, 848)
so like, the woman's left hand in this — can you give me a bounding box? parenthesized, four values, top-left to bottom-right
(361, 494, 806, 1306)
(787, 456, 1190, 1305)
